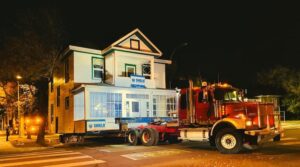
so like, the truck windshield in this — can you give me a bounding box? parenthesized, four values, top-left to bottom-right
(214, 88, 238, 101)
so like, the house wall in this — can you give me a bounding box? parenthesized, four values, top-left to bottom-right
(114, 50, 155, 88)
(104, 52, 115, 85)
(48, 54, 76, 134)
(154, 63, 166, 89)
(74, 51, 104, 83)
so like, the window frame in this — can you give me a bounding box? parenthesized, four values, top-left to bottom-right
(56, 86, 60, 107)
(142, 64, 151, 79)
(65, 96, 70, 110)
(91, 57, 105, 80)
(125, 64, 136, 77)
(130, 39, 140, 50)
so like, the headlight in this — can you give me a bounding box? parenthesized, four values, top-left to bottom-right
(246, 120, 252, 126)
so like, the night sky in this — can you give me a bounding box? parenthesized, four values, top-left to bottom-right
(1, 1, 300, 96)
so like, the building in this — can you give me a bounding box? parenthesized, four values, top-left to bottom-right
(48, 28, 177, 134)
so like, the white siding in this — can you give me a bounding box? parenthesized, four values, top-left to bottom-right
(114, 50, 155, 88)
(74, 92, 84, 121)
(104, 53, 114, 84)
(154, 63, 166, 88)
(74, 51, 103, 83)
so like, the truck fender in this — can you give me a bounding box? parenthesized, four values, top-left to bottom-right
(210, 118, 246, 136)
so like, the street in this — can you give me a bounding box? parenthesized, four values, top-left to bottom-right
(0, 123, 300, 167)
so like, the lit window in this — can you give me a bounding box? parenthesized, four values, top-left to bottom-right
(92, 57, 104, 80)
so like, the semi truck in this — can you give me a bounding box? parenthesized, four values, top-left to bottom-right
(127, 81, 283, 154)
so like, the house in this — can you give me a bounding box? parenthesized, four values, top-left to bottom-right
(48, 28, 177, 134)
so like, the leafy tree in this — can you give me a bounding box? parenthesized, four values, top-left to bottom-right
(0, 9, 67, 144)
(258, 66, 300, 115)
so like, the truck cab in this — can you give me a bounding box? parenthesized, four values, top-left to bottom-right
(178, 82, 283, 153)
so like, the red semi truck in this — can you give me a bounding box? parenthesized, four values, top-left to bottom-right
(127, 81, 283, 154)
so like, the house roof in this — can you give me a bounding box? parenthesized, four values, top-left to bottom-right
(102, 28, 162, 57)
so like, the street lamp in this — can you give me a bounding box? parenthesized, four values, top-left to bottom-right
(16, 75, 23, 137)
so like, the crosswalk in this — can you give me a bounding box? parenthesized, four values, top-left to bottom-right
(0, 150, 105, 167)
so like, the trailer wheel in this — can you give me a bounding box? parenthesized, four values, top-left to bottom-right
(215, 128, 243, 154)
(141, 128, 158, 146)
(63, 135, 69, 144)
(273, 134, 281, 142)
(78, 135, 85, 143)
(128, 129, 140, 145)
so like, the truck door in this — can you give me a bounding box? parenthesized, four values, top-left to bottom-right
(195, 90, 209, 122)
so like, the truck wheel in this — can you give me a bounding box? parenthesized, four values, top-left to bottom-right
(128, 129, 140, 145)
(141, 128, 158, 146)
(273, 134, 281, 142)
(152, 129, 159, 146)
(215, 128, 243, 154)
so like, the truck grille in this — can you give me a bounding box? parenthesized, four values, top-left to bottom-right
(258, 103, 275, 129)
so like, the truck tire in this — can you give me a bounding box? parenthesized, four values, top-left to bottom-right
(215, 128, 243, 154)
(152, 129, 159, 146)
(141, 128, 158, 146)
(128, 129, 140, 145)
(273, 134, 281, 142)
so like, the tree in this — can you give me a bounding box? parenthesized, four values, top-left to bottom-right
(258, 66, 300, 115)
(0, 9, 67, 144)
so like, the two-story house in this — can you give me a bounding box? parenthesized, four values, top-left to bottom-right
(48, 29, 177, 135)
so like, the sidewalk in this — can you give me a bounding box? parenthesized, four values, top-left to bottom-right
(0, 133, 63, 155)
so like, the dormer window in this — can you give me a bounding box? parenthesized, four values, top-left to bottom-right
(130, 39, 140, 50)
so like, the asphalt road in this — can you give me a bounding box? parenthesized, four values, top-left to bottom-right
(0, 127, 300, 167)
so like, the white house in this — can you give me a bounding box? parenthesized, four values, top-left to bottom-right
(48, 28, 177, 134)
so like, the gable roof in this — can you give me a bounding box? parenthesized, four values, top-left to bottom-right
(102, 28, 162, 57)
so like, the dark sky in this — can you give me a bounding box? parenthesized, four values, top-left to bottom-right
(1, 1, 300, 96)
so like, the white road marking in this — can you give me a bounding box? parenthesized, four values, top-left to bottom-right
(121, 149, 190, 160)
(43, 160, 106, 167)
(0, 152, 81, 162)
(0, 150, 73, 158)
(0, 155, 91, 167)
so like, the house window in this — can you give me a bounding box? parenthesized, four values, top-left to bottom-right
(142, 64, 151, 79)
(130, 39, 140, 50)
(92, 57, 104, 80)
(65, 96, 69, 110)
(57, 86, 60, 107)
(50, 104, 54, 123)
(50, 77, 53, 92)
(132, 101, 139, 113)
(65, 59, 69, 83)
(125, 64, 136, 77)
